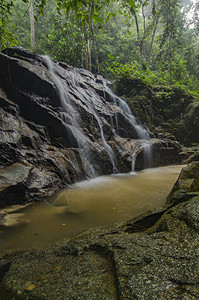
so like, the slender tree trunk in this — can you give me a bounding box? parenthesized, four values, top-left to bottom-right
(147, 14, 159, 62)
(94, 41, 99, 73)
(87, 39, 92, 72)
(83, 22, 92, 72)
(130, 7, 145, 69)
(29, 0, 35, 50)
(91, 22, 99, 73)
(142, 4, 146, 40)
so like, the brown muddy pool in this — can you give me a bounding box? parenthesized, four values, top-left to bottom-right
(0, 165, 184, 256)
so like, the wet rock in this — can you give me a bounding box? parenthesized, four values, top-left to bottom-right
(116, 77, 198, 148)
(175, 101, 199, 146)
(0, 47, 182, 207)
(167, 161, 199, 206)
(0, 162, 31, 207)
(0, 163, 199, 299)
(135, 139, 181, 170)
(0, 260, 10, 283)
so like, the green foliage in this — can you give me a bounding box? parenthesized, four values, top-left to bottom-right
(0, 0, 15, 49)
(0, 0, 49, 50)
(106, 60, 199, 100)
(37, 9, 86, 66)
(1, 0, 199, 99)
(106, 61, 156, 84)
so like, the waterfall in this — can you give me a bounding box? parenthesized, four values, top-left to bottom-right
(79, 87, 117, 173)
(131, 151, 138, 172)
(102, 79, 149, 139)
(42, 55, 96, 178)
(102, 78, 152, 171)
(41, 56, 152, 174)
(42, 56, 117, 175)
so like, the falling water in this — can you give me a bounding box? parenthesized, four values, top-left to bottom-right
(102, 78, 152, 170)
(74, 82, 117, 173)
(131, 151, 138, 172)
(94, 113, 117, 173)
(41, 56, 152, 174)
(102, 79, 149, 139)
(42, 55, 96, 178)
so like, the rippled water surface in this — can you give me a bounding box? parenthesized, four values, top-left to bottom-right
(0, 165, 184, 256)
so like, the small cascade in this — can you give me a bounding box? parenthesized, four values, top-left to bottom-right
(95, 114, 117, 173)
(131, 151, 138, 172)
(42, 56, 153, 175)
(131, 142, 153, 172)
(76, 83, 117, 173)
(102, 79, 149, 140)
(142, 143, 153, 168)
(42, 55, 96, 178)
(102, 78, 152, 171)
(101, 79, 119, 130)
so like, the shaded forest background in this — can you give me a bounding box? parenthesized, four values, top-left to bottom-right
(1, 0, 199, 97)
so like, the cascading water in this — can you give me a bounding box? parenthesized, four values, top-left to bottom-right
(102, 78, 152, 171)
(102, 78, 149, 139)
(79, 88, 117, 173)
(42, 55, 96, 178)
(42, 56, 118, 175)
(42, 55, 152, 175)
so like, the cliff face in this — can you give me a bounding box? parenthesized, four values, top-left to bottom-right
(116, 77, 199, 147)
(0, 48, 180, 207)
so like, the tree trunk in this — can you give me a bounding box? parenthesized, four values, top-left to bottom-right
(147, 14, 159, 62)
(87, 39, 92, 72)
(130, 7, 145, 69)
(29, 0, 35, 50)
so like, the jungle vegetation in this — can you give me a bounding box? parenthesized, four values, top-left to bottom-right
(1, 0, 199, 97)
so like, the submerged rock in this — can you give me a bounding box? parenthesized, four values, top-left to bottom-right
(0, 162, 198, 299)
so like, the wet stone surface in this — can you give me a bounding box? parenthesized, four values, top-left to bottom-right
(0, 47, 182, 208)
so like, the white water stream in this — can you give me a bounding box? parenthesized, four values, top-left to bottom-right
(102, 79, 149, 139)
(42, 56, 153, 175)
(42, 55, 96, 178)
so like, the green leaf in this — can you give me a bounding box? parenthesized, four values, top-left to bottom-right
(128, 0, 136, 9)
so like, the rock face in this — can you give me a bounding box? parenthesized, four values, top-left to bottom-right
(0, 162, 198, 299)
(116, 77, 198, 146)
(0, 47, 181, 208)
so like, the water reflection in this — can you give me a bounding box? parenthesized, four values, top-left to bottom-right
(0, 165, 183, 256)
